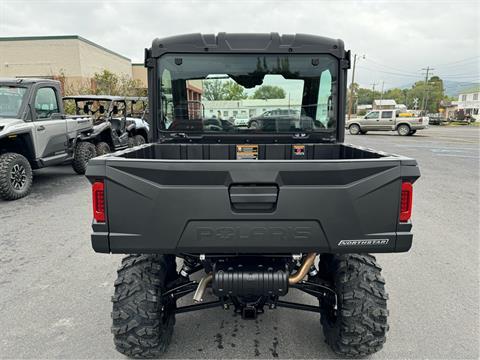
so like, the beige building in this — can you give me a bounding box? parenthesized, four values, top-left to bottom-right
(0, 35, 133, 91)
(132, 63, 147, 88)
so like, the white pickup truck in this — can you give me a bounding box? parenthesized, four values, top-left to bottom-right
(346, 110, 429, 136)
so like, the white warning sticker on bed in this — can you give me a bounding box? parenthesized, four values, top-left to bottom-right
(236, 144, 258, 160)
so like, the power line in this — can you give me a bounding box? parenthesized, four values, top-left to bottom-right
(363, 58, 420, 76)
(432, 56, 480, 68)
(357, 65, 421, 78)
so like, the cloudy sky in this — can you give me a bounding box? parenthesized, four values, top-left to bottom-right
(1, 0, 479, 88)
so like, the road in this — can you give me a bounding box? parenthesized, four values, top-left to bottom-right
(0, 126, 478, 359)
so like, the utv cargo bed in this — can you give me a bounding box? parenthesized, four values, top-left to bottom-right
(87, 142, 419, 254)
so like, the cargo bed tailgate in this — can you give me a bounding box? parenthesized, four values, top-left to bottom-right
(87, 156, 419, 254)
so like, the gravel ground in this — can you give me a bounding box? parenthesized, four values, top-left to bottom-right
(0, 126, 478, 359)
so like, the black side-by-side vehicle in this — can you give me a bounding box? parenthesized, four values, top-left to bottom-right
(86, 33, 420, 358)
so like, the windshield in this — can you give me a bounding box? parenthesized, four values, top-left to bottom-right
(64, 98, 126, 124)
(0, 85, 28, 118)
(158, 54, 338, 134)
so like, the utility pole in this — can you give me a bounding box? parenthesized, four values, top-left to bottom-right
(370, 81, 378, 103)
(379, 81, 385, 108)
(421, 66, 434, 113)
(424, 81, 436, 114)
(347, 53, 357, 120)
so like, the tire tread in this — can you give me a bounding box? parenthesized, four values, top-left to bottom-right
(112, 254, 175, 358)
(321, 254, 389, 358)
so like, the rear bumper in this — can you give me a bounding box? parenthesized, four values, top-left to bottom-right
(91, 220, 414, 254)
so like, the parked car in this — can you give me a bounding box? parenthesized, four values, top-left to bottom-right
(86, 33, 420, 358)
(249, 108, 314, 131)
(346, 109, 429, 135)
(0, 78, 95, 200)
(427, 113, 444, 125)
(233, 113, 250, 127)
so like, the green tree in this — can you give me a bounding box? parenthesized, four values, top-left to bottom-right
(252, 85, 286, 99)
(223, 81, 248, 100)
(203, 79, 225, 100)
(406, 76, 445, 113)
(203, 80, 248, 100)
(92, 70, 145, 97)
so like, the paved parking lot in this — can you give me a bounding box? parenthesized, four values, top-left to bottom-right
(0, 126, 479, 359)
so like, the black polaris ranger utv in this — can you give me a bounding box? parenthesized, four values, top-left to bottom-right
(86, 33, 420, 358)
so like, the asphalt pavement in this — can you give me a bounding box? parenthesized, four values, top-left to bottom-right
(0, 126, 478, 359)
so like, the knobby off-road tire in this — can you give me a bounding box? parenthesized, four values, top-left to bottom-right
(112, 254, 177, 358)
(72, 141, 96, 175)
(0, 152, 33, 201)
(134, 135, 146, 146)
(319, 254, 389, 358)
(95, 141, 111, 156)
(128, 136, 135, 148)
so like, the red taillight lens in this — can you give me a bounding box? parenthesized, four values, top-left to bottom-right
(399, 182, 413, 222)
(92, 181, 105, 222)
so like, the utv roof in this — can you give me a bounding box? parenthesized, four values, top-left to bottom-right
(147, 33, 347, 60)
(0, 77, 60, 85)
(63, 95, 126, 101)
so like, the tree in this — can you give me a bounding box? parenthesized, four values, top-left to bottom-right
(252, 85, 286, 99)
(223, 81, 248, 100)
(203, 80, 248, 100)
(93, 70, 146, 97)
(348, 76, 447, 114)
(203, 79, 225, 100)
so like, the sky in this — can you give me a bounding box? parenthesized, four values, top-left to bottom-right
(1, 0, 479, 89)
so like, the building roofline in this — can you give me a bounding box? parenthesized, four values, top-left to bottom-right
(0, 35, 131, 61)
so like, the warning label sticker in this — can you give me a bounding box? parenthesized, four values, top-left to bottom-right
(236, 144, 258, 160)
(293, 145, 305, 156)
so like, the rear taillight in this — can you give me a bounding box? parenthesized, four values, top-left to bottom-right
(399, 182, 413, 222)
(92, 181, 105, 222)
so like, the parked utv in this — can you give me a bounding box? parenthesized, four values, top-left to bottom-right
(86, 33, 420, 358)
(0, 78, 96, 200)
(63, 95, 147, 155)
(125, 96, 150, 146)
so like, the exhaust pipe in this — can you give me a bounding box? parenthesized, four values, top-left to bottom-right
(288, 253, 317, 285)
(193, 273, 213, 302)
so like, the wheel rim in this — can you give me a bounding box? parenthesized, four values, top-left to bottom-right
(10, 163, 27, 190)
(350, 125, 359, 134)
(399, 126, 409, 135)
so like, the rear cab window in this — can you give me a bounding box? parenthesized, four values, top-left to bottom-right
(381, 111, 393, 118)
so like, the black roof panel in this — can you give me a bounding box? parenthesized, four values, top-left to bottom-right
(149, 33, 346, 59)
